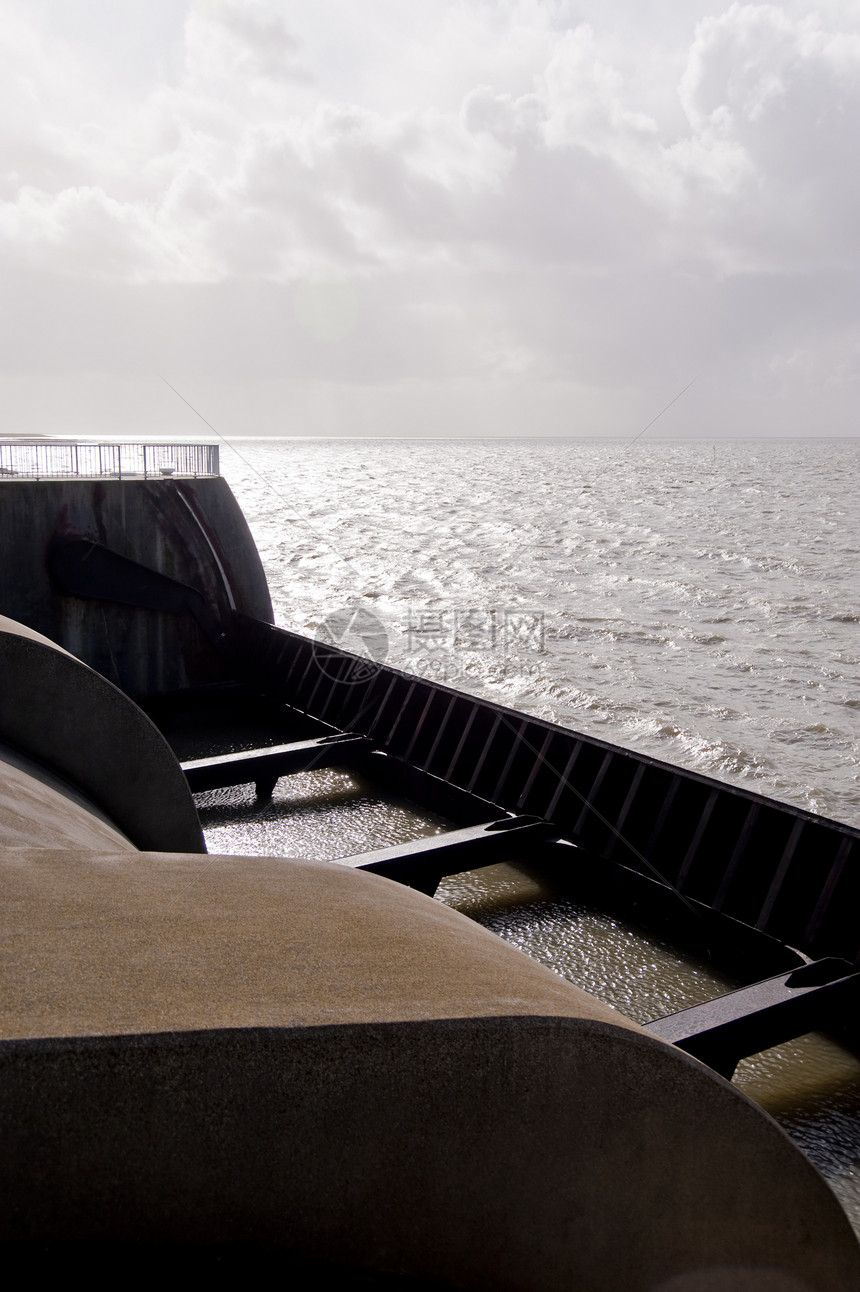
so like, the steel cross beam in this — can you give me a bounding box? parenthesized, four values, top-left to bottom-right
(181, 733, 374, 797)
(644, 958, 860, 1078)
(345, 816, 556, 896)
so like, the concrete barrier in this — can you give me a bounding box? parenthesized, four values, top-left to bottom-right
(0, 617, 203, 852)
(0, 476, 273, 696)
(2, 848, 856, 1290)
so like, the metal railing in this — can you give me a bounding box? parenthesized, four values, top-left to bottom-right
(0, 441, 219, 481)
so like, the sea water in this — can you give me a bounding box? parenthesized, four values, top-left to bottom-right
(206, 435, 860, 1228)
(219, 436, 859, 828)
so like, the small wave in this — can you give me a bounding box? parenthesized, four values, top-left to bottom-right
(768, 723, 844, 746)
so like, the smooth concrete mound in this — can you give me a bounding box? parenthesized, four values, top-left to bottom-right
(0, 619, 203, 852)
(2, 848, 857, 1291)
(0, 742, 134, 851)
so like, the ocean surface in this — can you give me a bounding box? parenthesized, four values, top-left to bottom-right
(220, 436, 859, 829)
(202, 435, 860, 1227)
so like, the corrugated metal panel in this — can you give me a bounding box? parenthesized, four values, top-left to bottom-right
(231, 616, 860, 964)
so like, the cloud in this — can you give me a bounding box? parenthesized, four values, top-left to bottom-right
(194, 0, 309, 84)
(675, 4, 860, 268)
(0, 0, 858, 434)
(3, 1, 858, 280)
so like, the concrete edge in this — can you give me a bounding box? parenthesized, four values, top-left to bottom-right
(0, 630, 204, 852)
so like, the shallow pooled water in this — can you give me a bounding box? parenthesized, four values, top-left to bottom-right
(196, 768, 446, 861)
(438, 862, 860, 1235)
(199, 780, 860, 1237)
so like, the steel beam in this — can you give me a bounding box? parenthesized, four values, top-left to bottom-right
(346, 816, 556, 896)
(182, 733, 374, 797)
(644, 958, 860, 1078)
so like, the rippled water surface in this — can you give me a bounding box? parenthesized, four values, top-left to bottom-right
(220, 437, 859, 827)
(437, 862, 860, 1230)
(197, 769, 446, 859)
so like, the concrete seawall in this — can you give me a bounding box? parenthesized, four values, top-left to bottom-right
(0, 476, 272, 696)
(2, 502, 859, 1285)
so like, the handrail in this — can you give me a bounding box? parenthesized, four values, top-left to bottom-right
(0, 442, 219, 481)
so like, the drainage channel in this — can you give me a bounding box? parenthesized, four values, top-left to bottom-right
(151, 689, 860, 1238)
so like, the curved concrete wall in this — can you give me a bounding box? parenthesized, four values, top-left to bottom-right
(0, 476, 273, 696)
(0, 743, 135, 851)
(2, 849, 856, 1290)
(0, 619, 204, 852)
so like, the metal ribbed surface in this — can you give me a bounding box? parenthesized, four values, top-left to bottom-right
(232, 615, 860, 965)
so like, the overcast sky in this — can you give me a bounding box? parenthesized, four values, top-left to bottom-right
(1, 0, 858, 438)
